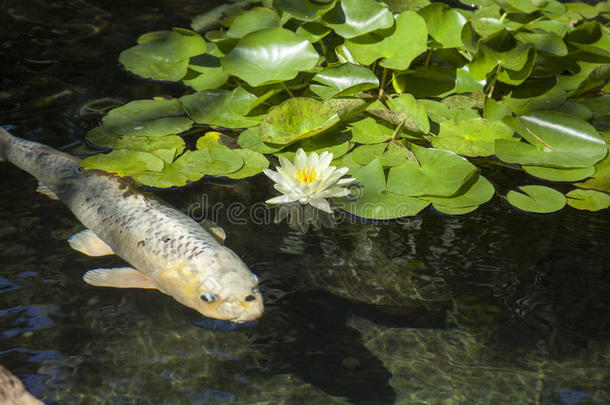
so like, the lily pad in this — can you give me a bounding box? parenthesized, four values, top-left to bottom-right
(565, 189, 610, 211)
(418, 175, 495, 210)
(80, 149, 165, 176)
(498, 110, 608, 168)
(102, 99, 192, 137)
(183, 54, 228, 91)
(348, 117, 395, 144)
(277, 0, 335, 22)
(335, 159, 430, 219)
(345, 11, 428, 70)
(296, 22, 332, 42)
(130, 150, 204, 188)
(310, 63, 379, 101)
(225, 149, 269, 179)
(259, 97, 339, 145)
(574, 155, 610, 192)
(387, 145, 478, 197)
(386, 94, 430, 134)
(119, 28, 207, 81)
(432, 118, 515, 157)
(237, 127, 285, 154)
(180, 91, 261, 128)
(227, 8, 280, 39)
(522, 165, 595, 182)
(86, 127, 186, 154)
(418, 3, 466, 48)
(506, 185, 566, 213)
(221, 28, 319, 87)
(322, 0, 394, 39)
(195, 131, 232, 150)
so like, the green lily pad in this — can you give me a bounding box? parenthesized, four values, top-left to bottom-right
(366, 100, 426, 133)
(200, 147, 245, 176)
(498, 110, 608, 168)
(469, 30, 534, 80)
(432, 118, 515, 157)
(324, 98, 370, 121)
(119, 28, 207, 81)
(221, 28, 319, 87)
(418, 3, 466, 48)
(296, 22, 332, 42)
(345, 11, 428, 70)
(277, 0, 335, 22)
(130, 150, 204, 188)
(183, 53, 228, 91)
(102, 99, 192, 137)
(86, 127, 186, 154)
(352, 143, 387, 166)
(259, 97, 339, 145)
(322, 0, 394, 39)
(506, 185, 566, 213)
(418, 99, 480, 122)
(566, 189, 610, 211)
(514, 31, 567, 57)
(386, 94, 430, 134)
(523, 165, 595, 182)
(574, 154, 610, 192)
(237, 127, 285, 154)
(310, 63, 379, 101)
(180, 91, 261, 128)
(335, 159, 430, 219)
(227, 7, 280, 39)
(387, 145, 478, 197)
(195, 131, 232, 150)
(274, 130, 351, 160)
(225, 149, 269, 179)
(393, 66, 457, 98)
(348, 117, 395, 144)
(419, 175, 495, 211)
(80, 149, 165, 176)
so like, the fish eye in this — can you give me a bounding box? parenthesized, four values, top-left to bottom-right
(245, 295, 256, 302)
(200, 292, 217, 303)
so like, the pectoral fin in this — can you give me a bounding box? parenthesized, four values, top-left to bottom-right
(201, 219, 226, 244)
(83, 267, 157, 289)
(36, 181, 59, 200)
(68, 229, 114, 256)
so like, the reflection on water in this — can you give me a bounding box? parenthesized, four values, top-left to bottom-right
(1, 0, 609, 404)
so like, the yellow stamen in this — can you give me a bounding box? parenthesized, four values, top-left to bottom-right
(297, 167, 317, 183)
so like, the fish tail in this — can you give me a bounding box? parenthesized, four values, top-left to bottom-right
(0, 126, 80, 190)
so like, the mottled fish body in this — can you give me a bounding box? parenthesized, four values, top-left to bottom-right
(0, 128, 263, 322)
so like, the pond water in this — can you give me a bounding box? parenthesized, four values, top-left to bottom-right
(1, 1, 609, 404)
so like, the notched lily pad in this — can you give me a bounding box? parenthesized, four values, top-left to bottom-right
(566, 189, 610, 211)
(506, 185, 566, 213)
(259, 97, 339, 145)
(310, 63, 379, 101)
(432, 118, 515, 157)
(80, 149, 165, 176)
(102, 99, 192, 137)
(180, 91, 261, 129)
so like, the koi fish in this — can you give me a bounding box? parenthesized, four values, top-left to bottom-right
(0, 128, 263, 323)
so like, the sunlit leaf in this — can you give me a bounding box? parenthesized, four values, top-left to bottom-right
(310, 63, 379, 101)
(227, 8, 280, 39)
(183, 53, 228, 91)
(419, 175, 495, 212)
(119, 28, 207, 81)
(345, 11, 428, 70)
(86, 127, 186, 155)
(418, 3, 466, 48)
(237, 127, 285, 154)
(335, 159, 430, 219)
(386, 94, 430, 134)
(566, 188, 610, 211)
(506, 185, 566, 213)
(80, 149, 165, 176)
(296, 22, 332, 42)
(322, 0, 393, 39)
(348, 117, 394, 144)
(130, 150, 204, 188)
(523, 165, 595, 182)
(432, 118, 515, 157)
(574, 155, 610, 192)
(277, 0, 335, 21)
(180, 91, 261, 128)
(226, 149, 269, 179)
(259, 97, 339, 144)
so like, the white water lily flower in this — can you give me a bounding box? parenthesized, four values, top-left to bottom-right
(263, 148, 355, 213)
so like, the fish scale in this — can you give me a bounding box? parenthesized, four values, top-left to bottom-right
(0, 128, 264, 322)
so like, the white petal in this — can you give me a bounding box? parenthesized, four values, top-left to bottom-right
(318, 151, 333, 170)
(266, 194, 299, 204)
(278, 155, 296, 174)
(294, 148, 307, 170)
(307, 150, 319, 170)
(314, 186, 351, 198)
(337, 176, 356, 185)
(263, 169, 284, 184)
(308, 198, 332, 213)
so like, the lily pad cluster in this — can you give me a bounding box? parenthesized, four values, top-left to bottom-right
(81, 0, 610, 216)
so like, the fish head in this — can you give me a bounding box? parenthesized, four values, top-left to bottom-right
(182, 246, 264, 323)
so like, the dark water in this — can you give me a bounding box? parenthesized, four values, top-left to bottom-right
(1, 1, 609, 404)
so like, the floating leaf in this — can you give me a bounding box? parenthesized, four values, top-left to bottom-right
(522, 165, 595, 182)
(348, 117, 394, 144)
(498, 110, 607, 168)
(227, 8, 280, 39)
(101, 99, 192, 137)
(237, 127, 285, 154)
(130, 150, 204, 188)
(222, 28, 319, 86)
(277, 0, 335, 22)
(183, 53, 228, 91)
(420, 175, 495, 212)
(86, 127, 186, 154)
(574, 155, 610, 192)
(418, 3, 466, 48)
(310, 63, 379, 101)
(386, 94, 430, 134)
(566, 189, 610, 211)
(432, 118, 515, 157)
(80, 150, 165, 176)
(514, 31, 567, 57)
(322, 0, 394, 39)
(196, 131, 231, 150)
(387, 145, 477, 197)
(506, 185, 566, 213)
(119, 28, 207, 81)
(259, 97, 339, 145)
(180, 91, 261, 128)
(200, 147, 244, 176)
(393, 66, 456, 98)
(335, 159, 430, 219)
(224, 149, 269, 179)
(345, 11, 428, 70)
(296, 22, 332, 42)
